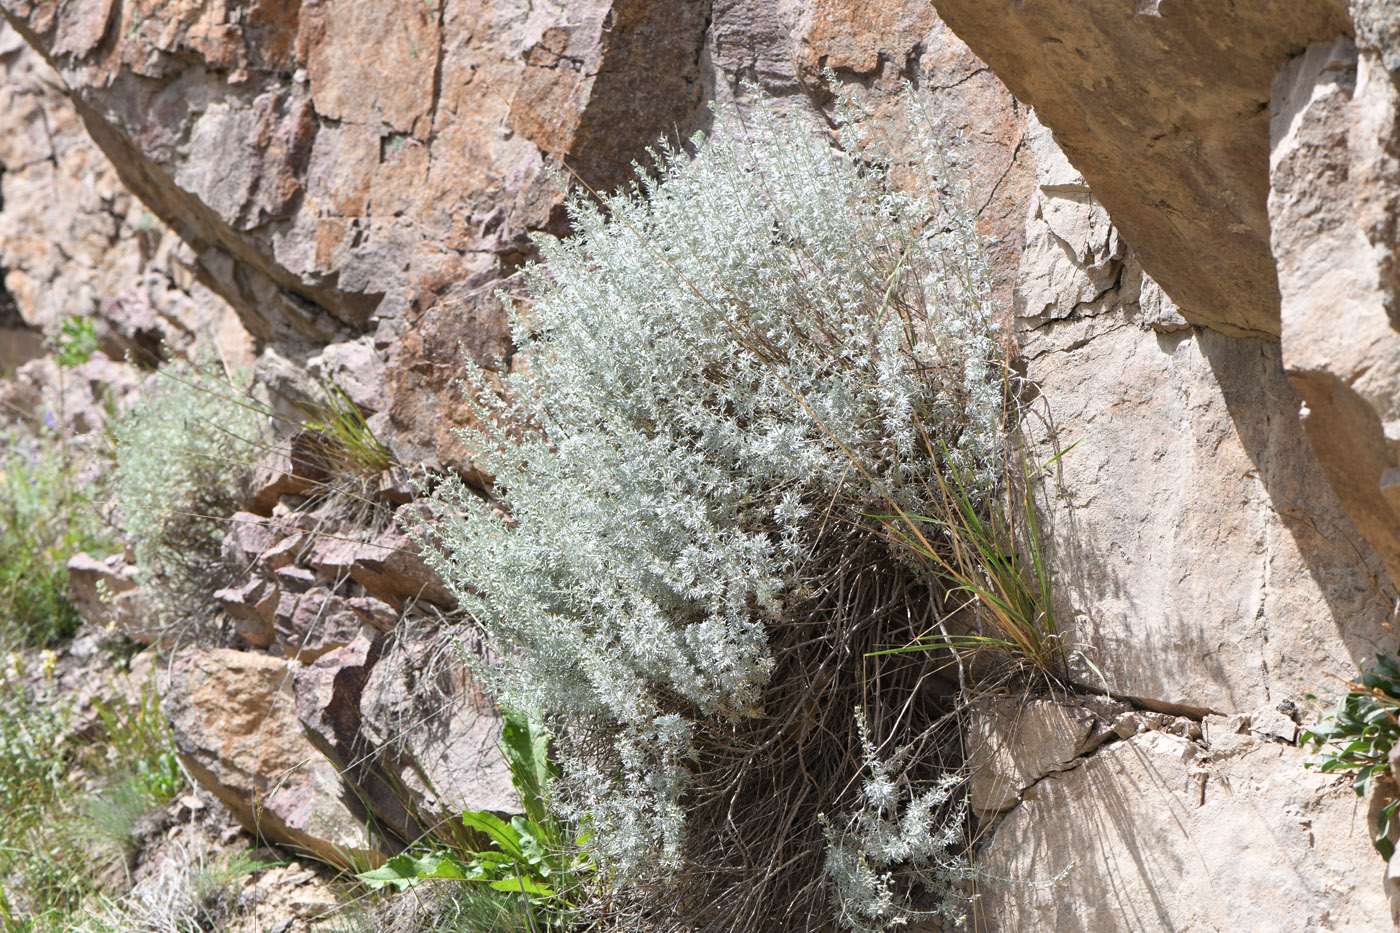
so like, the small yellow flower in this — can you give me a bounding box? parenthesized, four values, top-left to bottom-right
(39, 650, 58, 680)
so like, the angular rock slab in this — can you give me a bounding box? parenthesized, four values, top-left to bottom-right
(359, 624, 516, 824)
(164, 648, 383, 869)
(1270, 38, 1400, 602)
(1016, 119, 1392, 716)
(294, 624, 514, 845)
(66, 551, 152, 642)
(975, 729, 1388, 932)
(932, 0, 1354, 337)
(967, 697, 1122, 818)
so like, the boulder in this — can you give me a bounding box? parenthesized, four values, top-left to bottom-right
(292, 635, 421, 844)
(164, 648, 384, 869)
(213, 577, 278, 649)
(220, 512, 275, 571)
(1016, 122, 1393, 717)
(243, 445, 327, 516)
(932, 0, 1353, 338)
(0, 20, 251, 365)
(307, 524, 453, 610)
(1269, 38, 1400, 602)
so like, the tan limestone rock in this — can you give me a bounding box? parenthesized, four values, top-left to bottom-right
(975, 729, 1388, 931)
(1269, 38, 1400, 600)
(932, 0, 1354, 337)
(967, 697, 1123, 818)
(1016, 122, 1392, 716)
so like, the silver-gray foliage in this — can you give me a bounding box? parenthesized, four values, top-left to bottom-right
(420, 95, 999, 921)
(112, 357, 267, 632)
(822, 713, 974, 931)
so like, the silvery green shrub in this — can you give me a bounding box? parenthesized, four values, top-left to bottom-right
(419, 94, 999, 924)
(112, 357, 267, 635)
(822, 713, 974, 931)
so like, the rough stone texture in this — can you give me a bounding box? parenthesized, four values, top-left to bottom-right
(292, 634, 421, 844)
(272, 588, 372, 661)
(8, 0, 1398, 926)
(0, 0, 1031, 469)
(164, 648, 382, 869)
(357, 623, 516, 824)
(306, 523, 454, 610)
(931, 0, 1353, 338)
(0, 21, 251, 364)
(66, 551, 150, 641)
(967, 697, 1122, 818)
(1270, 38, 1400, 605)
(1016, 124, 1392, 719)
(974, 117, 1399, 930)
(293, 626, 514, 844)
(976, 725, 1388, 932)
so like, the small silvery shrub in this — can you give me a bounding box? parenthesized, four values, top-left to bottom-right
(822, 713, 973, 932)
(420, 92, 1000, 931)
(111, 356, 268, 639)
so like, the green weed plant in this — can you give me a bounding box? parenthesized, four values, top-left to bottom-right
(358, 709, 586, 930)
(1302, 653, 1400, 859)
(0, 434, 109, 648)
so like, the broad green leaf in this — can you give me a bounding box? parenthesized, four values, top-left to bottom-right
(487, 875, 555, 897)
(357, 851, 469, 890)
(461, 809, 525, 859)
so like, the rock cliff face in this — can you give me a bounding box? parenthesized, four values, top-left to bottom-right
(2, 0, 1397, 929)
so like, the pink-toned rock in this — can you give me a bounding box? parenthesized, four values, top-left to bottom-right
(2, 0, 1028, 470)
(256, 533, 304, 573)
(307, 524, 453, 609)
(214, 577, 276, 648)
(243, 440, 337, 516)
(0, 20, 251, 363)
(292, 634, 421, 843)
(164, 648, 385, 868)
(66, 551, 153, 642)
(358, 623, 516, 825)
(221, 512, 275, 571)
(346, 596, 398, 633)
(273, 588, 372, 662)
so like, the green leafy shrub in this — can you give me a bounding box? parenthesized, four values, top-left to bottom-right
(0, 670, 189, 930)
(53, 317, 99, 368)
(111, 356, 268, 637)
(419, 92, 1000, 931)
(0, 433, 109, 648)
(1302, 654, 1400, 858)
